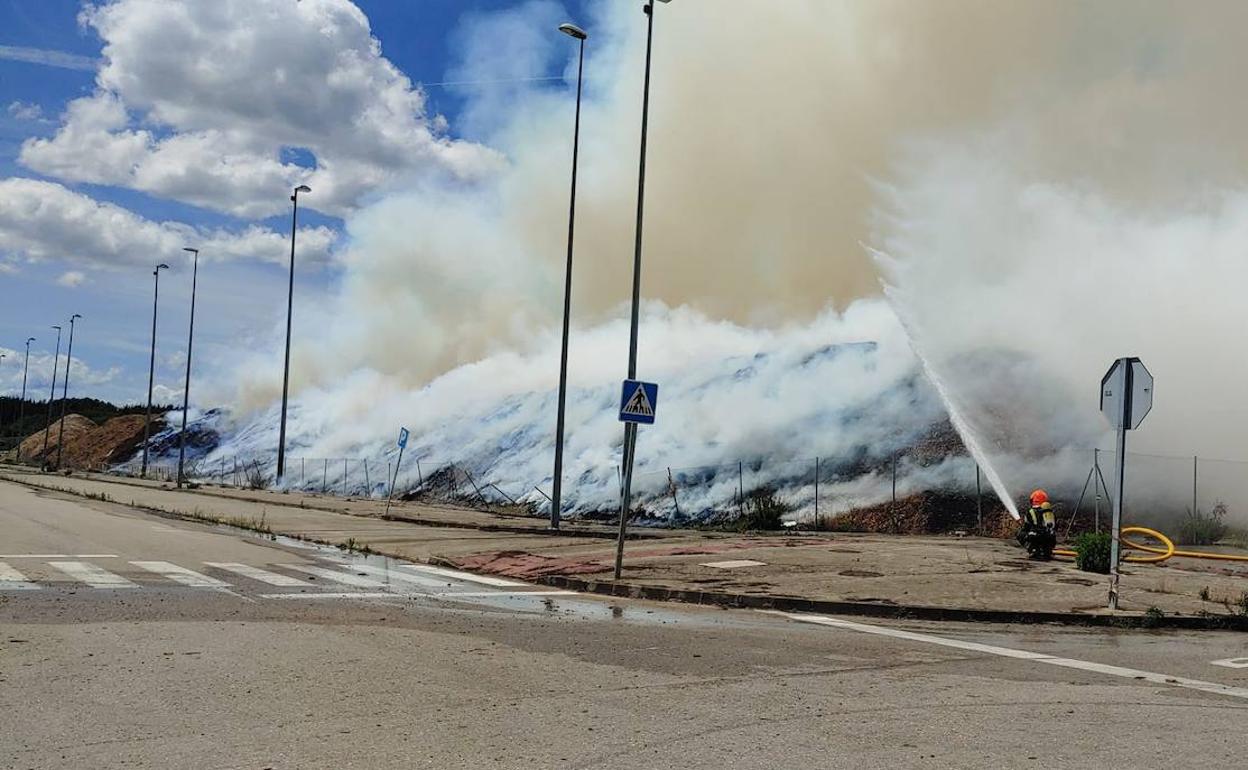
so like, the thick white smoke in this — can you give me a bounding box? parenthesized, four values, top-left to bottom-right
(204, 2, 1248, 522)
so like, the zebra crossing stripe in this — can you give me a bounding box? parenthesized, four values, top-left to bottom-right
(0, 561, 39, 590)
(203, 563, 308, 587)
(405, 564, 528, 587)
(131, 561, 230, 588)
(49, 561, 138, 588)
(282, 564, 389, 588)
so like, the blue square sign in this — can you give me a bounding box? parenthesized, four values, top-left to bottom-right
(619, 380, 658, 425)
(397, 427, 409, 448)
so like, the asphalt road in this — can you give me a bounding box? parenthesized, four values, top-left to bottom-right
(1, 480, 1246, 769)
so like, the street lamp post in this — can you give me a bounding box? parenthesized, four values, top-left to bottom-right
(142, 263, 170, 478)
(177, 248, 199, 488)
(277, 184, 311, 483)
(40, 325, 62, 468)
(54, 314, 81, 470)
(614, 0, 670, 579)
(15, 337, 34, 462)
(549, 21, 589, 531)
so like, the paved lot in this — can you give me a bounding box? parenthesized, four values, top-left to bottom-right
(2, 480, 1247, 768)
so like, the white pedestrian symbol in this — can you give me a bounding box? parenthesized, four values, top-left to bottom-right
(623, 384, 653, 417)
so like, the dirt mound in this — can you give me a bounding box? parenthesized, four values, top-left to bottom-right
(9, 413, 159, 470)
(60, 414, 157, 470)
(826, 490, 1013, 537)
(13, 414, 97, 465)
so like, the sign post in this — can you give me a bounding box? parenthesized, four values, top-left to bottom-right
(385, 427, 410, 517)
(614, 379, 659, 578)
(1100, 357, 1153, 610)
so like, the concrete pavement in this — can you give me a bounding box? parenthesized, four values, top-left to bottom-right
(3, 480, 1248, 768)
(4, 467, 1247, 620)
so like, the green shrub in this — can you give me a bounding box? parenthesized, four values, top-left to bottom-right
(1178, 502, 1230, 545)
(1073, 531, 1112, 574)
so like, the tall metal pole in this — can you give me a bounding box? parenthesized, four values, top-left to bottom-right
(54, 314, 81, 470)
(277, 185, 311, 483)
(142, 264, 168, 478)
(15, 337, 34, 462)
(615, 0, 665, 580)
(40, 326, 62, 467)
(177, 248, 199, 488)
(385, 444, 406, 516)
(1108, 358, 1132, 611)
(550, 22, 588, 531)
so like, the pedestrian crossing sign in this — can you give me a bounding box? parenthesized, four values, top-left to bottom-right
(619, 379, 659, 425)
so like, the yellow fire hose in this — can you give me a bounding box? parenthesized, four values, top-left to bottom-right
(1053, 525, 1248, 564)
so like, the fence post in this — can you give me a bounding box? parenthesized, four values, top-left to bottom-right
(1093, 448, 1101, 533)
(364, 459, 371, 495)
(891, 456, 897, 504)
(220, 456, 225, 485)
(667, 466, 681, 517)
(737, 460, 744, 516)
(416, 458, 424, 488)
(975, 464, 983, 530)
(233, 457, 238, 487)
(301, 457, 305, 488)
(814, 457, 820, 529)
(387, 462, 392, 496)
(322, 458, 328, 494)
(342, 458, 348, 497)
(1192, 455, 1198, 517)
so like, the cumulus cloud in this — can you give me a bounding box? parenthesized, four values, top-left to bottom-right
(0, 177, 336, 269)
(0, 347, 119, 395)
(20, 0, 502, 218)
(56, 270, 87, 288)
(7, 101, 44, 121)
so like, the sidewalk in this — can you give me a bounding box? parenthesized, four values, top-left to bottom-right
(4, 466, 1247, 626)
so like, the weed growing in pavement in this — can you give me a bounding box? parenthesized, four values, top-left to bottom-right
(1073, 532, 1112, 574)
(1199, 586, 1211, 602)
(1142, 606, 1165, 628)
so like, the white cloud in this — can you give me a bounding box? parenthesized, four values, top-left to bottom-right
(0, 347, 119, 395)
(0, 177, 336, 269)
(7, 101, 44, 121)
(20, 0, 502, 218)
(0, 45, 98, 71)
(57, 270, 87, 288)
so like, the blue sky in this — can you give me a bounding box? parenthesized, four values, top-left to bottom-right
(0, 0, 590, 406)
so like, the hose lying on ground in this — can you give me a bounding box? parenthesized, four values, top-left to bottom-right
(1053, 525, 1248, 564)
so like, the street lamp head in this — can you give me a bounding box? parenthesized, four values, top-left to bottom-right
(52, 325, 61, 331)
(183, 247, 198, 255)
(156, 263, 169, 271)
(294, 184, 311, 194)
(27, 337, 35, 344)
(71, 314, 81, 321)
(558, 23, 587, 40)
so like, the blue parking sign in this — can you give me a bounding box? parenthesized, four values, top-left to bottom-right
(398, 427, 409, 448)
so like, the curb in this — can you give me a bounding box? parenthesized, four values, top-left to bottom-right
(534, 574, 1248, 632)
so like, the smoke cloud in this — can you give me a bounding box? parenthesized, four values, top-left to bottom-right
(213, 1, 1248, 517)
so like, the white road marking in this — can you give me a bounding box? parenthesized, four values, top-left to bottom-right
(701, 559, 768, 569)
(346, 564, 451, 588)
(0, 554, 118, 558)
(769, 612, 1248, 702)
(49, 561, 138, 588)
(0, 561, 39, 590)
(1211, 657, 1248, 669)
(131, 561, 230, 588)
(259, 592, 403, 600)
(404, 564, 529, 587)
(282, 564, 389, 588)
(257, 590, 577, 600)
(204, 563, 308, 587)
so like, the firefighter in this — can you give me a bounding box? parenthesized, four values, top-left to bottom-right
(1018, 489, 1057, 559)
